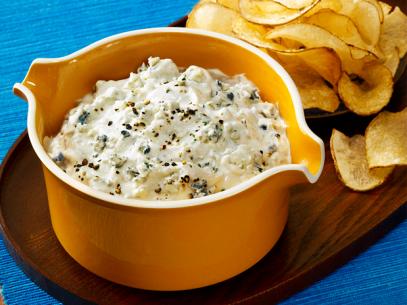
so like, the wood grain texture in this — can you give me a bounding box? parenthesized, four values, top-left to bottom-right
(0, 131, 405, 305)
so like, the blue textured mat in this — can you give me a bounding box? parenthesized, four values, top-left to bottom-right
(0, 1, 406, 304)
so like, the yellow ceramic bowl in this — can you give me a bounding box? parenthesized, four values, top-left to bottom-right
(13, 28, 324, 291)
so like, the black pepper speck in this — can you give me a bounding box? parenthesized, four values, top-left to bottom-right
(143, 146, 151, 154)
(121, 130, 130, 138)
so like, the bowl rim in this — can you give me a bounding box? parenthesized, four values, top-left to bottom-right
(14, 27, 325, 209)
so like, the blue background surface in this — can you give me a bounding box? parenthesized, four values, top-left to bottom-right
(0, 1, 406, 304)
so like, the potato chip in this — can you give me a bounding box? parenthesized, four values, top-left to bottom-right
(349, 47, 375, 60)
(365, 108, 407, 168)
(239, 0, 320, 25)
(330, 129, 394, 191)
(378, 5, 407, 75)
(336, 0, 381, 46)
(232, 18, 342, 85)
(278, 47, 342, 86)
(383, 48, 401, 77)
(338, 62, 393, 116)
(365, 0, 384, 23)
(266, 23, 372, 74)
(279, 38, 305, 49)
(220, 0, 239, 10)
(303, 9, 382, 57)
(257, 47, 269, 53)
(186, 2, 240, 36)
(232, 17, 311, 51)
(280, 57, 340, 112)
(304, 0, 341, 15)
(272, 0, 319, 10)
(232, 17, 286, 49)
(199, 0, 239, 10)
(305, 0, 381, 46)
(379, 1, 391, 14)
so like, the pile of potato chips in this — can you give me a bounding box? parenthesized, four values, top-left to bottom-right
(187, 0, 407, 114)
(187, 0, 407, 191)
(331, 108, 406, 191)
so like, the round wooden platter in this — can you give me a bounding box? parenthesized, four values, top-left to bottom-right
(0, 131, 406, 305)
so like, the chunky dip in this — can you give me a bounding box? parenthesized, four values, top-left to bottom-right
(45, 57, 291, 200)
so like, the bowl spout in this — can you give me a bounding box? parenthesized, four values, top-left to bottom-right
(13, 60, 59, 104)
(13, 59, 73, 137)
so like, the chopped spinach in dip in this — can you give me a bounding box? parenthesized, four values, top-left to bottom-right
(45, 57, 291, 200)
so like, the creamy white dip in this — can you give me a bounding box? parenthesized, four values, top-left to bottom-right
(45, 57, 291, 200)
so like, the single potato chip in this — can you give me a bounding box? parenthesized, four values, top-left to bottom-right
(303, 9, 382, 57)
(274, 54, 340, 112)
(365, 108, 407, 168)
(345, 0, 381, 45)
(278, 47, 342, 86)
(279, 38, 305, 49)
(338, 62, 393, 116)
(219, 0, 239, 10)
(232, 18, 342, 85)
(365, 0, 384, 23)
(232, 17, 286, 49)
(378, 5, 407, 75)
(239, 0, 320, 25)
(199, 0, 239, 10)
(287, 64, 340, 112)
(266, 23, 372, 74)
(379, 1, 392, 15)
(272, 0, 319, 9)
(305, 0, 381, 46)
(232, 17, 314, 51)
(187, 2, 239, 36)
(330, 129, 394, 191)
